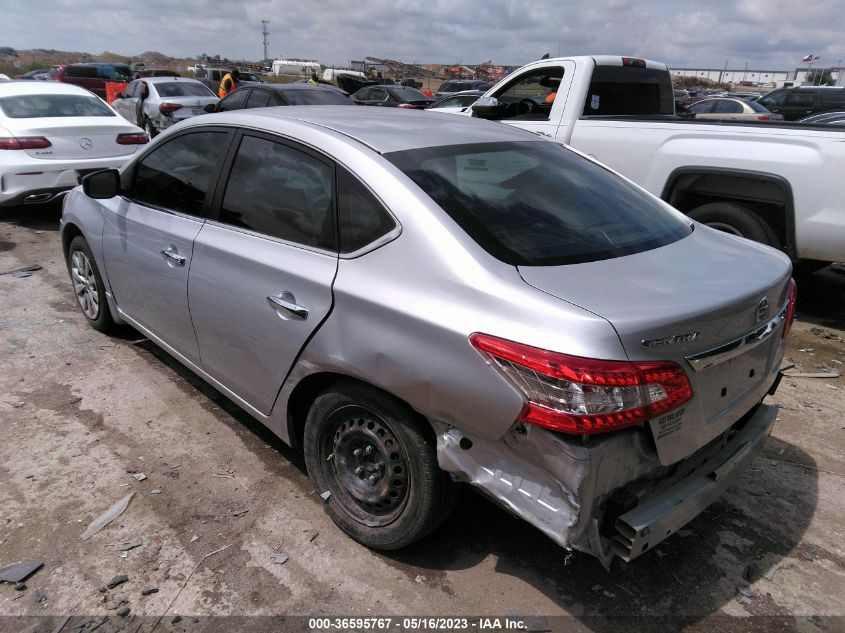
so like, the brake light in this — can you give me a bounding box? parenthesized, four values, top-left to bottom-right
(469, 333, 693, 435)
(0, 137, 52, 150)
(116, 132, 150, 145)
(782, 278, 797, 338)
(159, 102, 183, 114)
(757, 114, 771, 121)
(622, 57, 647, 68)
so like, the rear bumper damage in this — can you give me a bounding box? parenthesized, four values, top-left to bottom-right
(434, 402, 776, 567)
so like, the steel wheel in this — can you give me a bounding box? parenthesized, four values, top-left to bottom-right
(323, 405, 409, 526)
(71, 249, 100, 320)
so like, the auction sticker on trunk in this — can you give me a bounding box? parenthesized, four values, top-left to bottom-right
(655, 408, 685, 439)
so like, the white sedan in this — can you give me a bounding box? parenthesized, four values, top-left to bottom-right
(0, 81, 148, 207)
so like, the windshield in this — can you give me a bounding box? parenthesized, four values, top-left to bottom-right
(386, 141, 691, 266)
(0, 94, 115, 118)
(284, 89, 353, 105)
(153, 82, 215, 98)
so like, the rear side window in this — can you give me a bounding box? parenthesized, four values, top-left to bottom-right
(583, 65, 674, 116)
(785, 91, 814, 106)
(0, 94, 115, 118)
(219, 135, 334, 249)
(758, 90, 786, 107)
(337, 167, 395, 253)
(131, 131, 228, 217)
(714, 100, 742, 114)
(387, 141, 691, 266)
(819, 90, 845, 106)
(65, 66, 98, 79)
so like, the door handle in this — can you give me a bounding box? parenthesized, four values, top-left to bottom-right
(161, 246, 186, 266)
(267, 292, 308, 320)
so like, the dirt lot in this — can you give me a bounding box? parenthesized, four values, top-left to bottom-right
(1, 205, 843, 633)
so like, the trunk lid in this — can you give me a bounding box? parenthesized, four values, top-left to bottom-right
(4, 117, 139, 160)
(518, 227, 792, 464)
(158, 96, 219, 121)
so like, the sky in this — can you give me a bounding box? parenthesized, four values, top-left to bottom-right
(4, 0, 843, 70)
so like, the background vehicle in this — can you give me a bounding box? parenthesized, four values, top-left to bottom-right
(0, 81, 147, 207)
(425, 89, 484, 114)
(353, 85, 432, 108)
(61, 107, 794, 565)
(433, 79, 492, 99)
(797, 110, 845, 126)
(49, 63, 132, 98)
(209, 83, 354, 113)
(0, 73, 11, 82)
(757, 86, 845, 120)
(16, 69, 51, 80)
(467, 56, 845, 265)
(133, 69, 180, 78)
(683, 97, 782, 121)
(193, 67, 264, 92)
(111, 77, 218, 137)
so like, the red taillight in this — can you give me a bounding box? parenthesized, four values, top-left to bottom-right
(159, 102, 183, 114)
(622, 57, 647, 68)
(0, 136, 52, 150)
(782, 278, 797, 338)
(757, 114, 771, 121)
(116, 132, 150, 145)
(469, 333, 693, 435)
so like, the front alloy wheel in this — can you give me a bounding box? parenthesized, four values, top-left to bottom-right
(66, 235, 114, 333)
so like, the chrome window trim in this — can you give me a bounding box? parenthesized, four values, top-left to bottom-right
(204, 218, 339, 257)
(685, 301, 788, 372)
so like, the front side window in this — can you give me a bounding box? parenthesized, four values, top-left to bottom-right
(130, 131, 228, 216)
(687, 100, 714, 114)
(784, 91, 814, 106)
(492, 67, 563, 121)
(245, 89, 272, 108)
(386, 141, 691, 266)
(0, 94, 115, 118)
(758, 90, 785, 107)
(218, 89, 249, 111)
(337, 167, 395, 253)
(219, 135, 334, 249)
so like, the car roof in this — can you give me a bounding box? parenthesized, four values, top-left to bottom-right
(250, 83, 343, 92)
(0, 81, 98, 97)
(189, 106, 542, 154)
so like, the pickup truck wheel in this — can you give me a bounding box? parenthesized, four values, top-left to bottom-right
(65, 236, 115, 333)
(688, 202, 778, 248)
(303, 381, 458, 550)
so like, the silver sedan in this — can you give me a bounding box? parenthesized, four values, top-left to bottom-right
(111, 76, 218, 137)
(60, 108, 795, 565)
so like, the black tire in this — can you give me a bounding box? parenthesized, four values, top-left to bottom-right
(688, 202, 779, 248)
(143, 117, 158, 139)
(66, 235, 115, 333)
(303, 380, 458, 550)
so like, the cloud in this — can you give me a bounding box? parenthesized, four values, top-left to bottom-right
(3, 0, 842, 70)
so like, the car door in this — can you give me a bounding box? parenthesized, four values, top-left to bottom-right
(101, 128, 233, 365)
(188, 132, 338, 414)
(113, 80, 137, 122)
(217, 88, 250, 111)
(489, 62, 575, 138)
(779, 90, 816, 120)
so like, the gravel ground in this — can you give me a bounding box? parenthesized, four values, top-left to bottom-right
(1, 205, 843, 633)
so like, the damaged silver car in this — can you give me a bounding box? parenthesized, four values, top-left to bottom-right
(60, 107, 796, 565)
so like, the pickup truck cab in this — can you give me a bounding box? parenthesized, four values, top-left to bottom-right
(467, 56, 845, 265)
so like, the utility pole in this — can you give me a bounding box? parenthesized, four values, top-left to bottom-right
(261, 20, 270, 63)
(718, 59, 728, 84)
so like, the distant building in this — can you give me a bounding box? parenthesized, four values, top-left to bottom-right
(670, 66, 842, 88)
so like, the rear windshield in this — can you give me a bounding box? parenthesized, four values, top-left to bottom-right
(153, 82, 215, 98)
(387, 87, 429, 101)
(386, 141, 691, 266)
(747, 100, 771, 113)
(0, 94, 115, 118)
(583, 65, 675, 116)
(283, 89, 353, 105)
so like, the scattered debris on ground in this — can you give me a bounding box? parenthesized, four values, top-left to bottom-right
(80, 493, 135, 541)
(0, 561, 43, 583)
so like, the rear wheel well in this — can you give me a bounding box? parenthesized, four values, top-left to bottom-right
(662, 169, 795, 257)
(286, 373, 435, 449)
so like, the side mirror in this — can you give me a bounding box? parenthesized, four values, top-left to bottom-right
(82, 169, 120, 199)
(203, 103, 217, 113)
(470, 96, 503, 119)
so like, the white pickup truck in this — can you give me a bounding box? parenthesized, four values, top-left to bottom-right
(465, 56, 845, 265)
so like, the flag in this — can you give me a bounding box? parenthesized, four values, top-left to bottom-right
(801, 54, 813, 62)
